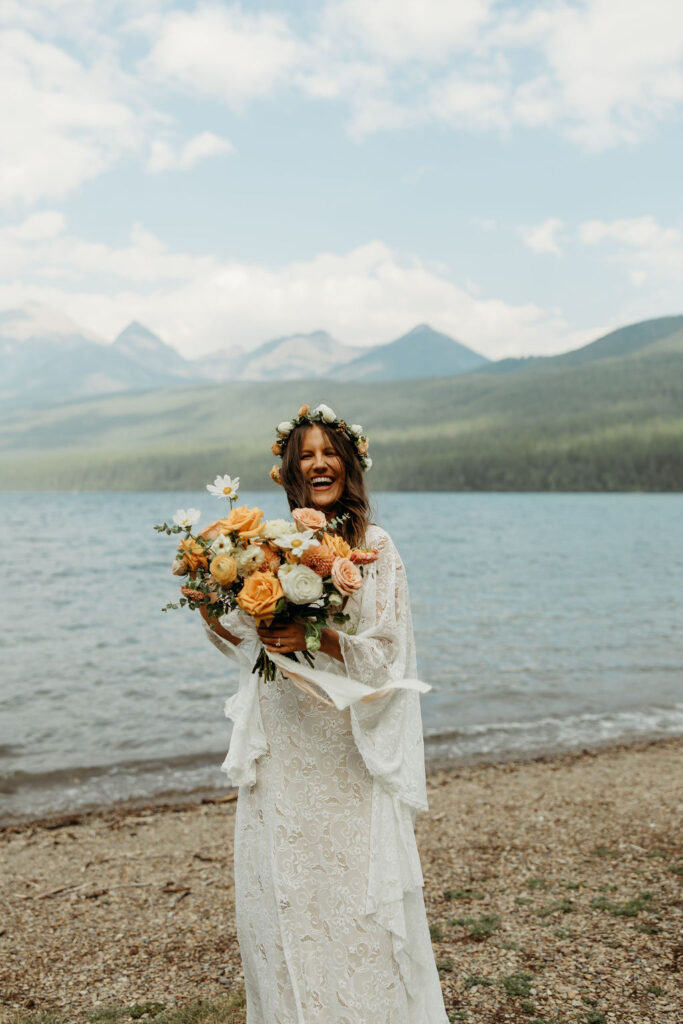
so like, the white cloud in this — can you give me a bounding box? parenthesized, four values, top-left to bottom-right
(495, 0, 683, 149)
(6, 210, 66, 240)
(428, 70, 509, 129)
(0, 29, 139, 205)
(143, 4, 306, 108)
(146, 131, 234, 173)
(519, 217, 564, 256)
(0, 217, 600, 359)
(315, 0, 683, 146)
(321, 0, 491, 62)
(578, 215, 683, 299)
(579, 216, 680, 249)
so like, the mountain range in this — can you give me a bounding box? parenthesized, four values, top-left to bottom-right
(0, 304, 491, 407)
(1, 309, 681, 492)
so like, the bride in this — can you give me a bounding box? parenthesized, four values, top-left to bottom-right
(200, 404, 449, 1023)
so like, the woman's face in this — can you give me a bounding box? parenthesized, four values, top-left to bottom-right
(298, 424, 346, 512)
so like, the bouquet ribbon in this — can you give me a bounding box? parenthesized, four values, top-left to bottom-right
(265, 650, 431, 710)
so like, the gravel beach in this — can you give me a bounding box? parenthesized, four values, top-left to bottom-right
(1, 737, 681, 1024)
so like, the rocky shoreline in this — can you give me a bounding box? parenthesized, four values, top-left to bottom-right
(1, 737, 681, 1023)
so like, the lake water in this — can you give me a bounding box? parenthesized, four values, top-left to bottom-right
(1, 492, 682, 822)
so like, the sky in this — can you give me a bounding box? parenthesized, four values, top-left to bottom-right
(0, 0, 682, 360)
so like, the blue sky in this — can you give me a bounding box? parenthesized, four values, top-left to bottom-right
(0, 0, 681, 359)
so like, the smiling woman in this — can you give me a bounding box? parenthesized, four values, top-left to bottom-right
(201, 402, 449, 1023)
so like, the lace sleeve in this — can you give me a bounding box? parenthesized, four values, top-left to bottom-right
(339, 528, 428, 813)
(200, 608, 267, 789)
(337, 530, 414, 688)
(201, 607, 261, 669)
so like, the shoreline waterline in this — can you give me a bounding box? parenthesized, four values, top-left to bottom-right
(2, 733, 679, 830)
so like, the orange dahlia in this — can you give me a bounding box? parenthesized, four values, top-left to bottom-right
(301, 543, 336, 577)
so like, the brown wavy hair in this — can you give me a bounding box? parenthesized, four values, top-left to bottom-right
(280, 422, 371, 547)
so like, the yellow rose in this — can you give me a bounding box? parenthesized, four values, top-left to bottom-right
(209, 554, 238, 586)
(224, 504, 265, 540)
(324, 533, 351, 559)
(177, 537, 208, 572)
(236, 571, 284, 626)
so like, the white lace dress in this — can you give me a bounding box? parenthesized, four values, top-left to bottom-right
(202, 525, 449, 1023)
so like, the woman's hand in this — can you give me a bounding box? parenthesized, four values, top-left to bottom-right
(257, 620, 307, 654)
(257, 620, 344, 663)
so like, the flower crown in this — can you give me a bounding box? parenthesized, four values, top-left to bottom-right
(269, 403, 371, 486)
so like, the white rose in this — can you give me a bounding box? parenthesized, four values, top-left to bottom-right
(364, 456, 373, 470)
(278, 563, 324, 604)
(313, 403, 336, 423)
(235, 544, 265, 575)
(349, 423, 363, 437)
(277, 421, 293, 435)
(262, 518, 297, 540)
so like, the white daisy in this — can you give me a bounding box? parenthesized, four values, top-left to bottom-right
(273, 529, 320, 556)
(172, 508, 201, 529)
(207, 474, 240, 498)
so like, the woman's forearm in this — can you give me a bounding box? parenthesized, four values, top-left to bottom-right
(200, 605, 243, 646)
(320, 627, 343, 663)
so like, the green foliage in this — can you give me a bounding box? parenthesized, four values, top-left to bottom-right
(464, 974, 493, 989)
(2, 328, 683, 491)
(590, 891, 654, 917)
(448, 913, 501, 938)
(501, 971, 533, 997)
(429, 922, 443, 941)
(444, 888, 486, 901)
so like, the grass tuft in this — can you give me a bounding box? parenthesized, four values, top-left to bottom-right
(448, 913, 501, 939)
(591, 891, 654, 917)
(501, 971, 533, 998)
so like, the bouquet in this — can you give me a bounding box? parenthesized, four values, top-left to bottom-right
(154, 474, 378, 682)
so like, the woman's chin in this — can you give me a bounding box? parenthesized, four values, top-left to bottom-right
(308, 488, 340, 511)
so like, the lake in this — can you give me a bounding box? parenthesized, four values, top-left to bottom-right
(1, 491, 682, 822)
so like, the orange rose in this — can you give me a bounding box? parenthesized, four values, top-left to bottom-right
(357, 439, 369, 455)
(293, 507, 327, 531)
(177, 537, 208, 572)
(298, 404, 310, 417)
(236, 571, 284, 625)
(271, 441, 282, 456)
(270, 465, 283, 486)
(350, 547, 379, 565)
(324, 533, 351, 559)
(331, 556, 362, 596)
(209, 554, 238, 586)
(200, 518, 232, 541)
(224, 504, 264, 540)
(258, 543, 282, 574)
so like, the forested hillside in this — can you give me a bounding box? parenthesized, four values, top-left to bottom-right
(1, 321, 681, 491)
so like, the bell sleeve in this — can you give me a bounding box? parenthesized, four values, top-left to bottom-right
(336, 529, 429, 814)
(201, 608, 268, 789)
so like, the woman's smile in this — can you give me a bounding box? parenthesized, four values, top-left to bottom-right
(299, 424, 345, 509)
